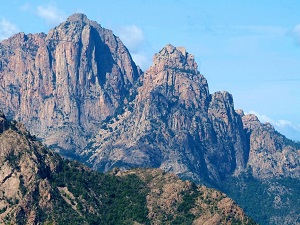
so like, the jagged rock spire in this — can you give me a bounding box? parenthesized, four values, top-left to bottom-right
(149, 44, 198, 75)
(0, 13, 141, 156)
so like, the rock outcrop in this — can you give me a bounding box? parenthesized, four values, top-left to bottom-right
(83, 44, 300, 183)
(84, 45, 249, 183)
(0, 13, 140, 156)
(241, 112, 300, 178)
(0, 113, 62, 224)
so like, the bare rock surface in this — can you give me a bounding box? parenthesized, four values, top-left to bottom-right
(0, 113, 61, 224)
(0, 13, 140, 156)
(242, 112, 300, 178)
(85, 45, 250, 182)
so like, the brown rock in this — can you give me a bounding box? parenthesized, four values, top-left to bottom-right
(0, 13, 140, 156)
(242, 114, 300, 178)
(85, 45, 248, 182)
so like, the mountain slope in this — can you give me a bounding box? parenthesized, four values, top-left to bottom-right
(240, 112, 300, 178)
(0, 112, 256, 224)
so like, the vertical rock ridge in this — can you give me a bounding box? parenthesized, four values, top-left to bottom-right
(0, 13, 140, 155)
(85, 45, 249, 182)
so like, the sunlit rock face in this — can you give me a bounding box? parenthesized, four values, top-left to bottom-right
(84, 44, 250, 183)
(0, 13, 141, 156)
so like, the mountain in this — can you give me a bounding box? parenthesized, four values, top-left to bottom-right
(0, 112, 256, 224)
(83, 44, 300, 181)
(0, 13, 299, 224)
(83, 44, 249, 183)
(240, 112, 300, 179)
(81, 44, 300, 224)
(0, 13, 141, 158)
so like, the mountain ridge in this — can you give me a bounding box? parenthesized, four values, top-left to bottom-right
(0, 13, 299, 224)
(84, 43, 300, 182)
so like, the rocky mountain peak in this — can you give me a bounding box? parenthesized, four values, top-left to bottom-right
(235, 109, 245, 117)
(0, 14, 141, 156)
(149, 44, 198, 75)
(47, 13, 97, 43)
(137, 44, 209, 111)
(242, 113, 261, 130)
(85, 45, 248, 182)
(66, 13, 89, 23)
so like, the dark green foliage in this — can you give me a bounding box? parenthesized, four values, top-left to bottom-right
(177, 183, 199, 215)
(221, 175, 271, 224)
(283, 137, 300, 149)
(0, 206, 7, 214)
(49, 160, 150, 225)
(19, 175, 27, 196)
(221, 174, 300, 225)
(9, 120, 18, 131)
(5, 151, 20, 169)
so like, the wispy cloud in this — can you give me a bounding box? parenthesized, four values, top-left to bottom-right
(20, 3, 31, 12)
(131, 53, 151, 70)
(118, 25, 144, 53)
(117, 25, 151, 70)
(290, 24, 300, 45)
(37, 4, 66, 25)
(247, 110, 300, 141)
(0, 18, 19, 41)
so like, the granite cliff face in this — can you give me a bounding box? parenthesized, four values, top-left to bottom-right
(240, 111, 300, 179)
(83, 44, 300, 182)
(0, 113, 256, 224)
(84, 45, 254, 182)
(0, 13, 140, 156)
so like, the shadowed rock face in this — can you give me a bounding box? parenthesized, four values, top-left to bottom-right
(241, 113, 300, 178)
(0, 13, 140, 156)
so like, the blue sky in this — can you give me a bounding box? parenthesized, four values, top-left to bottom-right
(1, 0, 300, 140)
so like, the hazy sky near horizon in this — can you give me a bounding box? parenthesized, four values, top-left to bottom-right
(1, 0, 300, 140)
